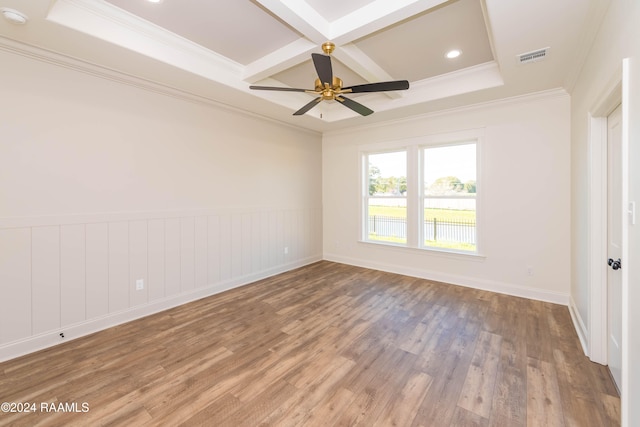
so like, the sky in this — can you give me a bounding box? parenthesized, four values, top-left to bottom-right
(369, 143, 476, 185)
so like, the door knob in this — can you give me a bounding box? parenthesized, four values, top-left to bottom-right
(608, 258, 622, 270)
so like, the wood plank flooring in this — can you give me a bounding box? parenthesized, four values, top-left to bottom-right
(0, 261, 620, 426)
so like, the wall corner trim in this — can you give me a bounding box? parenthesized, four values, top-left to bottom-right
(569, 296, 589, 357)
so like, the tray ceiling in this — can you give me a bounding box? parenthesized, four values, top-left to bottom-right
(0, 0, 611, 131)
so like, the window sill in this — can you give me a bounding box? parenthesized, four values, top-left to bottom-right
(358, 240, 486, 262)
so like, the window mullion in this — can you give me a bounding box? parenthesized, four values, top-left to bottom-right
(361, 154, 368, 241)
(406, 146, 419, 247)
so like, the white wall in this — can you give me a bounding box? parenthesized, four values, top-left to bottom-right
(570, 0, 627, 344)
(0, 44, 323, 361)
(323, 91, 571, 304)
(570, 0, 640, 424)
(626, 51, 640, 427)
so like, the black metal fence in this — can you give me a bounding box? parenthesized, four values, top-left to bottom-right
(368, 215, 476, 244)
(424, 218, 476, 244)
(369, 215, 407, 238)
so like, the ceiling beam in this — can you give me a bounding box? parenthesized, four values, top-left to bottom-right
(253, 0, 329, 43)
(329, 0, 450, 43)
(243, 38, 318, 83)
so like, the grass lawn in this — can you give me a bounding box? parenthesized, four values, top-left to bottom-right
(368, 205, 476, 222)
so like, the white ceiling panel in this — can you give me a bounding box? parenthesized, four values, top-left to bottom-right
(305, 0, 376, 22)
(105, 0, 301, 65)
(354, 0, 493, 82)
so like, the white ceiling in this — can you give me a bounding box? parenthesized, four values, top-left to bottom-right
(0, 0, 611, 132)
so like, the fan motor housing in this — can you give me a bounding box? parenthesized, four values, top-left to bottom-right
(315, 77, 344, 100)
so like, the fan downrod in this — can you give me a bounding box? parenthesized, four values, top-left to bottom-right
(321, 42, 335, 56)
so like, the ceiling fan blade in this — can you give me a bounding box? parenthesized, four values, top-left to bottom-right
(343, 80, 410, 93)
(293, 97, 323, 116)
(311, 53, 333, 85)
(336, 96, 374, 116)
(250, 85, 308, 92)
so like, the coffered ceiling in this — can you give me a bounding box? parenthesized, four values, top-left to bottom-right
(0, 0, 611, 132)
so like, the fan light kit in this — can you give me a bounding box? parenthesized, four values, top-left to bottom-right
(250, 42, 410, 117)
(1, 8, 28, 25)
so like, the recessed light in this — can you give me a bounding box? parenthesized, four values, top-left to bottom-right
(446, 49, 462, 59)
(1, 8, 28, 25)
(147, 0, 163, 3)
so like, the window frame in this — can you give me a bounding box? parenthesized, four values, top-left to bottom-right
(362, 147, 409, 247)
(359, 129, 483, 256)
(420, 141, 478, 253)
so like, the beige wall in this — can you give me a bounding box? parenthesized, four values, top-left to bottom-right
(323, 92, 571, 303)
(569, 0, 627, 338)
(626, 14, 640, 425)
(0, 47, 323, 361)
(570, 0, 640, 424)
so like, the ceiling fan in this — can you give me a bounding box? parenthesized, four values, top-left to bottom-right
(249, 42, 410, 116)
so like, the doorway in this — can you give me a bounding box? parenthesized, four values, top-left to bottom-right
(607, 104, 623, 392)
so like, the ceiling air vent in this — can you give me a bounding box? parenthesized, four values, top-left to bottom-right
(517, 47, 550, 64)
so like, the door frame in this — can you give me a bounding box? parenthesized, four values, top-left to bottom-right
(587, 69, 622, 365)
(587, 60, 631, 409)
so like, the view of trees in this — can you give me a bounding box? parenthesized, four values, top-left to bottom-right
(368, 166, 407, 195)
(369, 166, 475, 196)
(426, 176, 476, 195)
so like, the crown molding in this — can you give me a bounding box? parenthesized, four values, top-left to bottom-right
(323, 87, 569, 137)
(0, 36, 320, 137)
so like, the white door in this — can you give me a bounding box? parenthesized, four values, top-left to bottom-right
(607, 104, 623, 392)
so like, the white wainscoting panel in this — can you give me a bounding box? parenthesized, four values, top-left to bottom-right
(108, 221, 129, 313)
(32, 226, 61, 335)
(194, 216, 208, 289)
(0, 208, 321, 361)
(61, 224, 86, 327)
(180, 216, 195, 293)
(86, 223, 109, 319)
(0, 228, 32, 344)
(207, 215, 221, 285)
(147, 219, 166, 301)
(164, 218, 181, 298)
(129, 220, 148, 307)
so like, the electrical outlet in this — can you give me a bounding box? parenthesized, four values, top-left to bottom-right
(136, 279, 144, 290)
(284, 247, 289, 255)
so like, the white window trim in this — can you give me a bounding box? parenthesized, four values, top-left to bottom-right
(359, 129, 485, 257)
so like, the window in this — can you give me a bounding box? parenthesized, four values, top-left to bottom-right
(361, 133, 480, 254)
(364, 150, 407, 244)
(422, 143, 477, 252)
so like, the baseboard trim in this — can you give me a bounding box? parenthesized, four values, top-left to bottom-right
(0, 256, 321, 363)
(323, 253, 569, 305)
(569, 296, 589, 357)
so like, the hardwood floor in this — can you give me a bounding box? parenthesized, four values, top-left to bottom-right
(0, 261, 620, 426)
